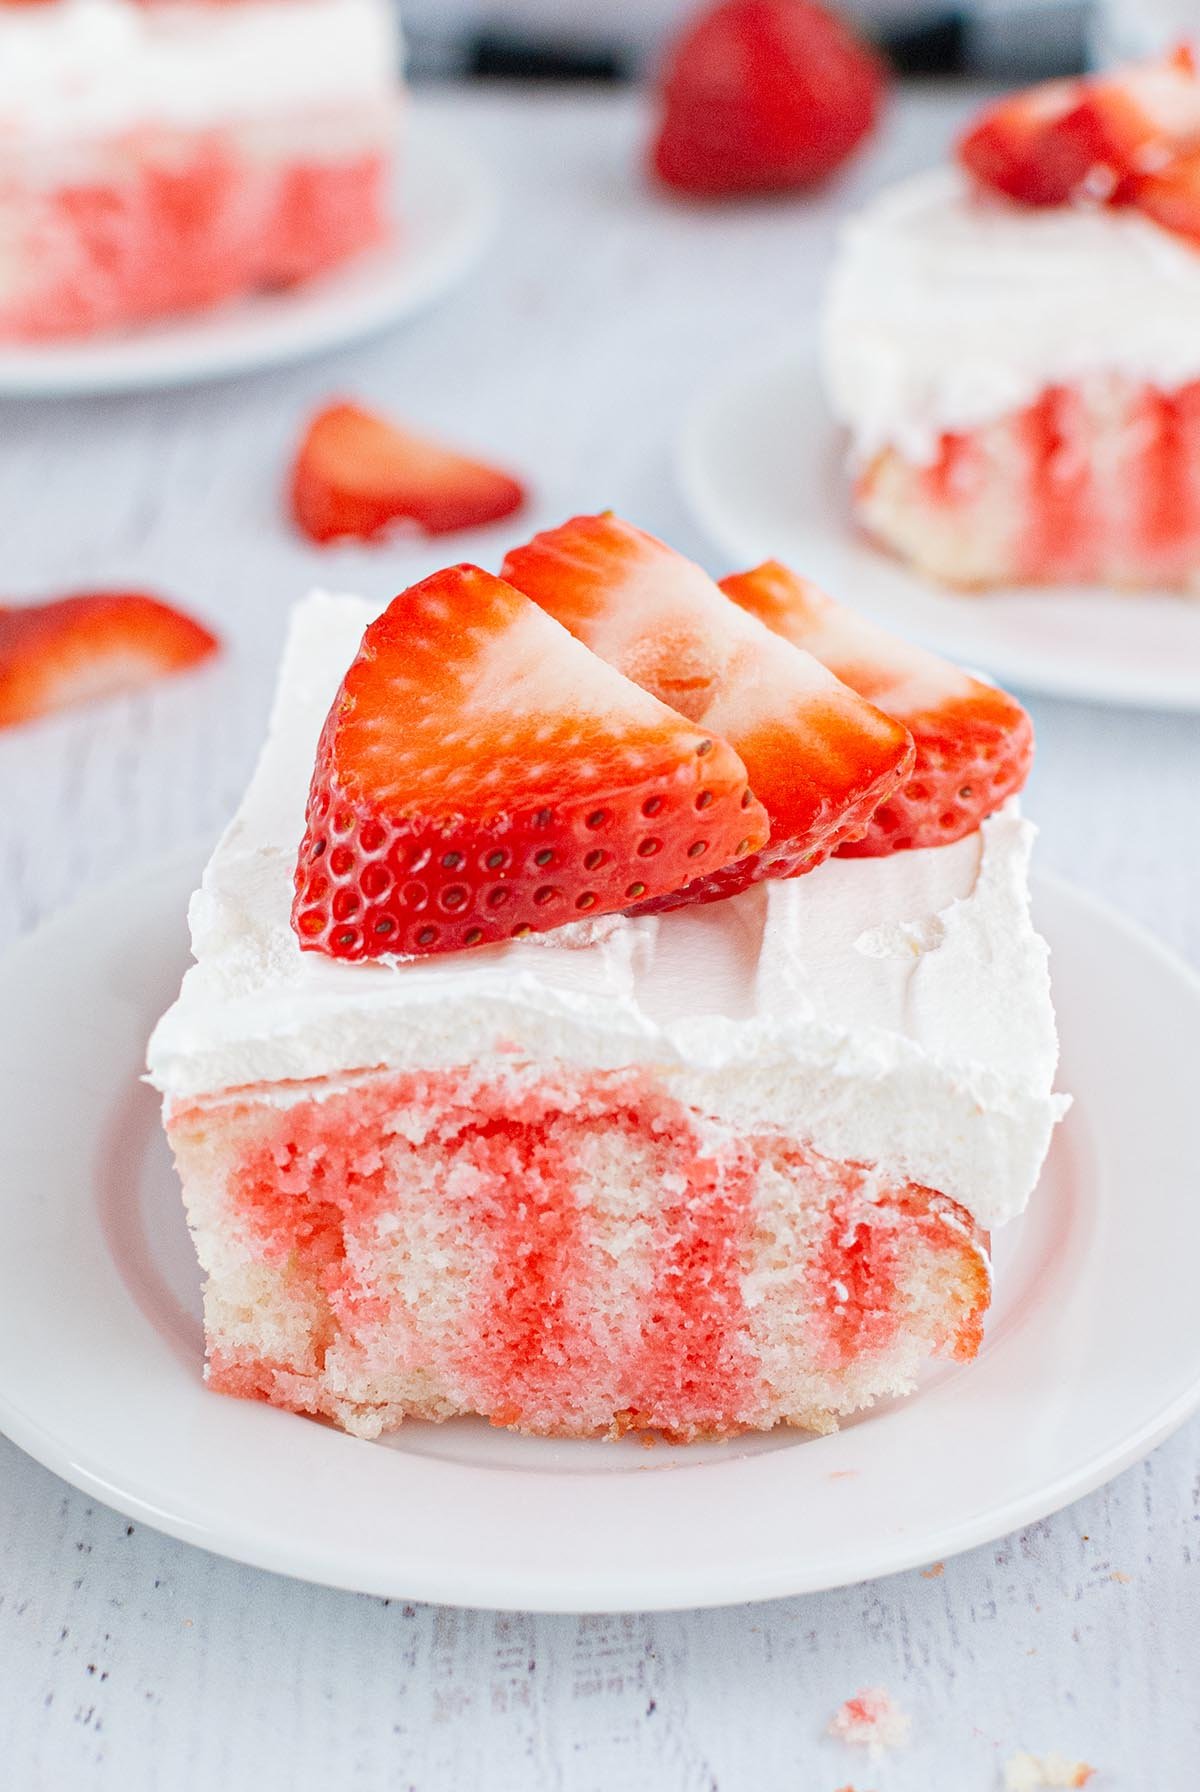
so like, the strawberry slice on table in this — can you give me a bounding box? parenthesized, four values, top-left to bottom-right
(501, 514, 913, 907)
(718, 560, 1033, 855)
(650, 0, 889, 199)
(291, 564, 768, 959)
(1050, 46, 1200, 202)
(957, 77, 1092, 205)
(0, 592, 219, 730)
(290, 402, 525, 545)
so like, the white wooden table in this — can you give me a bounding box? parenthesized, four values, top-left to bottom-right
(1, 86, 1198, 1790)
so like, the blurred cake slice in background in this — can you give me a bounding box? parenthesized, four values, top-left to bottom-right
(0, 0, 401, 340)
(823, 50, 1200, 592)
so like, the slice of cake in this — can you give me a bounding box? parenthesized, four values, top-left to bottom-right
(0, 0, 400, 340)
(823, 48, 1200, 590)
(148, 549, 1066, 1443)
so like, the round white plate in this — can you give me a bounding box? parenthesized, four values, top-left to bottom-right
(0, 117, 496, 397)
(678, 351, 1200, 711)
(1, 849, 1197, 1613)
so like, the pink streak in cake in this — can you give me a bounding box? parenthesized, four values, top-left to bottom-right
(859, 372, 1200, 588)
(180, 1062, 991, 1440)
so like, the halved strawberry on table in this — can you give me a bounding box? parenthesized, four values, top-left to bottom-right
(501, 514, 913, 907)
(291, 563, 768, 959)
(291, 402, 525, 544)
(0, 591, 219, 730)
(719, 559, 1033, 855)
(957, 76, 1093, 205)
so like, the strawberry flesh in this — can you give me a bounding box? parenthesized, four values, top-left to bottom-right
(292, 564, 768, 959)
(650, 0, 888, 199)
(958, 48, 1200, 238)
(1052, 46, 1200, 201)
(0, 591, 218, 729)
(502, 514, 914, 905)
(291, 402, 525, 544)
(719, 560, 1033, 854)
(958, 78, 1093, 205)
(1133, 143, 1200, 243)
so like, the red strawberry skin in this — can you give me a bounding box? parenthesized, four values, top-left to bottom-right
(1051, 47, 1200, 202)
(292, 565, 768, 959)
(502, 514, 914, 906)
(0, 592, 218, 729)
(719, 561, 1033, 854)
(958, 78, 1092, 205)
(651, 0, 888, 199)
(291, 402, 525, 544)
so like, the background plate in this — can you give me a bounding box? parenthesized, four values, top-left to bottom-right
(0, 116, 496, 397)
(0, 851, 1197, 1612)
(678, 351, 1200, 712)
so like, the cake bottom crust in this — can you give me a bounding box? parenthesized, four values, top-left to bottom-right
(166, 1062, 991, 1443)
(856, 373, 1200, 592)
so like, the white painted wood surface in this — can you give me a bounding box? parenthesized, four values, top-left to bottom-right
(1, 87, 1198, 1790)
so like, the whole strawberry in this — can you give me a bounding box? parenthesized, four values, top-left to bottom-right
(651, 0, 889, 199)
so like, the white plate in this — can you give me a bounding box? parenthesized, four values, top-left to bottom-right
(677, 351, 1200, 712)
(0, 116, 496, 397)
(1, 849, 1198, 1613)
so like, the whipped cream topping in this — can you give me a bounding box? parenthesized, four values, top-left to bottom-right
(0, 0, 399, 144)
(147, 592, 1067, 1231)
(823, 167, 1200, 465)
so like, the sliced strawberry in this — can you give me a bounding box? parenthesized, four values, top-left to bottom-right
(292, 565, 768, 959)
(719, 560, 1033, 854)
(1050, 46, 1200, 201)
(650, 0, 888, 199)
(501, 515, 913, 906)
(957, 77, 1093, 205)
(1132, 142, 1200, 244)
(290, 402, 525, 544)
(0, 592, 218, 730)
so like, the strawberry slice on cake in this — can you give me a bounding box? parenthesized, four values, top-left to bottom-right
(501, 513, 914, 905)
(719, 561, 1034, 854)
(957, 77, 1092, 205)
(291, 563, 768, 959)
(1050, 46, 1200, 200)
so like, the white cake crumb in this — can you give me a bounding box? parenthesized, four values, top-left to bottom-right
(1004, 1749, 1095, 1789)
(828, 1687, 912, 1759)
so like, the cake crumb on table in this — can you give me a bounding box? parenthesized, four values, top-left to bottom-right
(921, 1561, 945, 1578)
(1004, 1750, 1095, 1789)
(828, 1688, 912, 1759)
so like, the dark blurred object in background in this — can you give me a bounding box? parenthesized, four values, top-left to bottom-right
(400, 0, 1098, 81)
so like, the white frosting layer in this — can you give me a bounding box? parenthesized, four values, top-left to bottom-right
(823, 167, 1200, 465)
(147, 592, 1067, 1231)
(0, 0, 399, 144)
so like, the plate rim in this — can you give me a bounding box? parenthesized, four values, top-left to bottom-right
(676, 343, 1200, 714)
(1, 848, 1199, 1613)
(0, 111, 498, 399)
